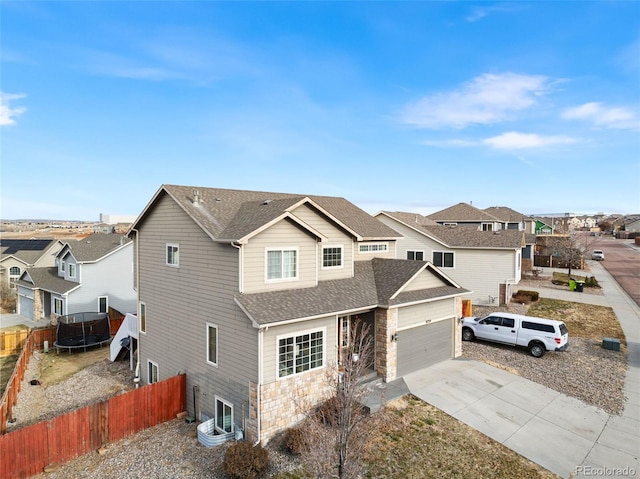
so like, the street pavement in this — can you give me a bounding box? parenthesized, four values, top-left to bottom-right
(405, 260, 639, 479)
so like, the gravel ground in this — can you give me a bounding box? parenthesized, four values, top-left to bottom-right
(9, 274, 626, 476)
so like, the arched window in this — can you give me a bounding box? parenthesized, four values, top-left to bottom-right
(9, 266, 21, 277)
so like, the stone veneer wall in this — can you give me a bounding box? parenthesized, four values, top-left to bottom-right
(33, 290, 43, 320)
(375, 308, 398, 382)
(251, 366, 335, 444)
(454, 297, 463, 358)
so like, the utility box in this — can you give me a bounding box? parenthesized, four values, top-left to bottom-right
(602, 337, 621, 351)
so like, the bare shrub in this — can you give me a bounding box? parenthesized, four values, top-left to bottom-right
(222, 441, 270, 479)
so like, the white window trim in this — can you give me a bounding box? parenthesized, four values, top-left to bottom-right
(206, 322, 218, 367)
(265, 246, 299, 283)
(139, 302, 147, 334)
(98, 296, 108, 313)
(68, 263, 76, 279)
(215, 396, 234, 434)
(432, 250, 455, 268)
(406, 250, 425, 261)
(53, 297, 64, 316)
(147, 360, 159, 384)
(358, 242, 389, 254)
(321, 244, 344, 270)
(166, 243, 179, 267)
(276, 326, 326, 380)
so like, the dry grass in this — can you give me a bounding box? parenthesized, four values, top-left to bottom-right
(39, 347, 111, 385)
(0, 354, 19, 397)
(528, 299, 625, 347)
(360, 396, 558, 479)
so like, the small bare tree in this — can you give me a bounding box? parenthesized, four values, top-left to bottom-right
(294, 320, 381, 479)
(549, 229, 597, 277)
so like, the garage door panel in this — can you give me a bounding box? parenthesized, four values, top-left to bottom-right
(397, 319, 452, 376)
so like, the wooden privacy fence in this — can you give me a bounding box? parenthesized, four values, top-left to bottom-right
(0, 330, 30, 358)
(0, 315, 126, 436)
(0, 374, 186, 479)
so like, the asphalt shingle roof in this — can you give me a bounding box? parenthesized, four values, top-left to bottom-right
(0, 239, 57, 264)
(15, 267, 78, 294)
(483, 206, 531, 222)
(64, 234, 131, 262)
(428, 202, 500, 222)
(147, 185, 402, 242)
(235, 258, 469, 326)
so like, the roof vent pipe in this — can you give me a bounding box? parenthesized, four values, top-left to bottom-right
(193, 190, 201, 205)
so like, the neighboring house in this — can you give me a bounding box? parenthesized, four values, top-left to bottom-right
(376, 211, 530, 306)
(129, 184, 470, 444)
(532, 218, 554, 235)
(483, 206, 536, 233)
(428, 202, 503, 231)
(15, 234, 136, 321)
(626, 218, 640, 234)
(0, 238, 64, 291)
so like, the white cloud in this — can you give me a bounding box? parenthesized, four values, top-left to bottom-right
(483, 131, 577, 150)
(562, 102, 639, 130)
(465, 4, 526, 23)
(0, 92, 27, 126)
(400, 73, 553, 129)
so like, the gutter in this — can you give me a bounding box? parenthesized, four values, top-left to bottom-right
(253, 327, 264, 446)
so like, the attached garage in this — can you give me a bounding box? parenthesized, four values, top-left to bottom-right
(397, 318, 453, 376)
(18, 293, 34, 320)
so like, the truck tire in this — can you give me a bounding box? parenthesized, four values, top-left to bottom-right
(462, 327, 475, 341)
(529, 342, 546, 358)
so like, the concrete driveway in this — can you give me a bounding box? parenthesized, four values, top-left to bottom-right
(404, 259, 640, 479)
(404, 359, 637, 478)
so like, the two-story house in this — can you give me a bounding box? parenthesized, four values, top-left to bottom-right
(15, 233, 136, 321)
(129, 185, 470, 444)
(0, 238, 64, 291)
(376, 211, 528, 306)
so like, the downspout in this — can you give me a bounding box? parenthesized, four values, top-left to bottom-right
(231, 241, 262, 443)
(253, 326, 264, 446)
(132, 228, 141, 384)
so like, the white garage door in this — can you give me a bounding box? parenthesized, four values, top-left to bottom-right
(19, 295, 34, 320)
(397, 319, 453, 376)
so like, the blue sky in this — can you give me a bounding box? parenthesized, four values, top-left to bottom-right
(1, 1, 639, 220)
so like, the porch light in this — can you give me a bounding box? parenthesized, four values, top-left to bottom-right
(390, 332, 398, 342)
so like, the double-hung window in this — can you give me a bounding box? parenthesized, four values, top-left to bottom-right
(206, 323, 218, 366)
(68, 263, 76, 279)
(166, 243, 179, 266)
(278, 330, 324, 378)
(266, 248, 297, 281)
(322, 246, 343, 269)
(433, 251, 454, 268)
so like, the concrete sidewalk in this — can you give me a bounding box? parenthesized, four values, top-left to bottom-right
(406, 260, 640, 479)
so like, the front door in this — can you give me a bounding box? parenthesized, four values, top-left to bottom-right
(338, 312, 375, 370)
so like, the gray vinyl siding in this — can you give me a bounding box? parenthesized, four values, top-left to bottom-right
(137, 194, 258, 426)
(66, 245, 136, 315)
(453, 249, 517, 303)
(378, 216, 520, 304)
(291, 204, 354, 281)
(401, 270, 445, 292)
(242, 220, 318, 294)
(397, 299, 456, 330)
(262, 315, 337, 385)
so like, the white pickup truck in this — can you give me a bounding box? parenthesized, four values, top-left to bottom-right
(462, 312, 569, 358)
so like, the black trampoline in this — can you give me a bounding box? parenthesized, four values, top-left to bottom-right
(54, 312, 112, 353)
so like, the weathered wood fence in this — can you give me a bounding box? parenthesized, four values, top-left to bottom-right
(0, 315, 125, 434)
(0, 374, 186, 479)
